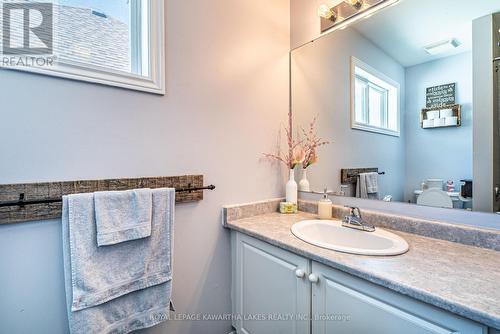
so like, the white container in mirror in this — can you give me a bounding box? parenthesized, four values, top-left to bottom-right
(440, 109, 454, 118)
(426, 179, 444, 189)
(422, 119, 434, 128)
(433, 118, 446, 127)
(299, 169, 310, 192)
(445, 116, 458, 126)
(286, 169, 298, 204)
(318, 188, 332, 219)
(426, 110, 440, 120)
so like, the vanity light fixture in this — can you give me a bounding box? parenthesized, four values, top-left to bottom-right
(345, 0, 364, 10)
(318, 0, 399, 33)
(424, 39, 461, 55)
(317, 4, 337, 21)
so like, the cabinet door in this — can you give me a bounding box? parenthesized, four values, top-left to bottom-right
(232, 232, 311, 334)
(311, 261, 487, 334)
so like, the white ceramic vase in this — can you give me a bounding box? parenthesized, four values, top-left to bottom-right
(286, 169, 298, 204)
(298, 169, 310, 192)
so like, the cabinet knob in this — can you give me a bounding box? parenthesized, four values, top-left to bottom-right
(308, 273, 319, 283)
(295, 269, 305, 278)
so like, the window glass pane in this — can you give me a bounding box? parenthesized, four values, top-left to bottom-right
(50, 0, 135, 73)
(14, 0, 149, 76)
(387, 88, 398, 131)
(368, 86, 382, 128)
(354, 77, 367, 123)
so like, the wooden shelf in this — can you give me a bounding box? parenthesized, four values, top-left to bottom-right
(0, 175, 206, 225)
(420, 104, 461, 129)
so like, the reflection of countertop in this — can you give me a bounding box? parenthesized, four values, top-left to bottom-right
(224, 211, 500, 329)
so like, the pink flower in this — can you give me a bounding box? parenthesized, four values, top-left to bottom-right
(300, 115, 330, 169)
(309, 150, 318, 165)
(291, 145, 305, 168)
(263, 113, 329, 171)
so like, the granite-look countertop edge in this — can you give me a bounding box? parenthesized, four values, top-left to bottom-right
(225, 212, 500, 330)
(223, 197, 284, 223)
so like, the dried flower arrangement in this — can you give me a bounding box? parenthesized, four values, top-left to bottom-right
(263, 111, 329, 170)
(300, 115, 329, 169)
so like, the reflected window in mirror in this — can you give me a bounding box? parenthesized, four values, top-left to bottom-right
(351, 57, 400, 136)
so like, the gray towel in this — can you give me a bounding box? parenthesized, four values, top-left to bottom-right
(94, 188, 152, 246)
(62, 188, 174, 334)
(356, 172, 378, 199)
(364, 172, 378, 194)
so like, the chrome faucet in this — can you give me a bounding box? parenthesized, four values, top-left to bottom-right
(342, 206, 375, 232)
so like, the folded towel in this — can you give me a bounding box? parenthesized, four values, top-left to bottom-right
(94, 188, 152, 246)
(62, 188, 174, 333)
(356, 172, 378, 199)
(364, 172, 378, 194)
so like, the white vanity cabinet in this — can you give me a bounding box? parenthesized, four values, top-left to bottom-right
(231, 232, 311, 334)
(312, 261, 486, 334)
(231, 231, 488, 334)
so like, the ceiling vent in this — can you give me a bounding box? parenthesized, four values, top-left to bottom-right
(424, 39, 461, 55)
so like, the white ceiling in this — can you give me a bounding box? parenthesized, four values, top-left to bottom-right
(352, 0, 500, 67)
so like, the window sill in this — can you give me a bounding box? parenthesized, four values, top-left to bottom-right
(352, 123, 400, 137)
(2, 61, 165, 95)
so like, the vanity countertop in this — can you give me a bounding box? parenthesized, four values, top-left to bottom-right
(224, 210, 500, 329)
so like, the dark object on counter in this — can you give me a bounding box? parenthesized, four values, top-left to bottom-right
(460, 179, 472, 198)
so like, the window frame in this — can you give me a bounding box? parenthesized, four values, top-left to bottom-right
(2, 0, 165, 95)
(350, 57, 400, 137)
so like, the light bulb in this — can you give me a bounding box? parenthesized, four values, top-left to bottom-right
(345, 0, 363, 10)
(317, 4, 336, 21)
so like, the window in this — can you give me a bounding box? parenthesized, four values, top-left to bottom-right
(351, 57, 400, 136)
(0, 0, 164, 94)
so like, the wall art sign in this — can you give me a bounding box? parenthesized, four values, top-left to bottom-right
(426, 83, 456, 108)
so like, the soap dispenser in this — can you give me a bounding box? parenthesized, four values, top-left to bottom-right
(318, 188, 332, 219)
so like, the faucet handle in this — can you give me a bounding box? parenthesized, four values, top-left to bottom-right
(344, 205, 361, 218)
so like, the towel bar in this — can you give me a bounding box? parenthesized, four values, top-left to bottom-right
(0, 185, 216, 208)
(341, 168, 385, 184)
(0, 175, 213, 225)
(346, 171, 385, 178)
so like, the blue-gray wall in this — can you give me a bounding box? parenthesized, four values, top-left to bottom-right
(404, 52, 473, 203)
(0, 1, 291, 333)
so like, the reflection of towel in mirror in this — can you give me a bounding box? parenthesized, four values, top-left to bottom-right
(356, 172, 378, 199)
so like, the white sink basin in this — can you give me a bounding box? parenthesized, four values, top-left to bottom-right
(291, 220, 409, 256)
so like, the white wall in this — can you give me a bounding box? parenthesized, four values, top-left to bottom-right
(404, 52, 473, 203)
(472, 14, 498, 212)
(291, 27, 406, 200)
(0, 1, 290, 333)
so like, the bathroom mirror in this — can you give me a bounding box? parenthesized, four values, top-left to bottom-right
(291, 0, 500, 213)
